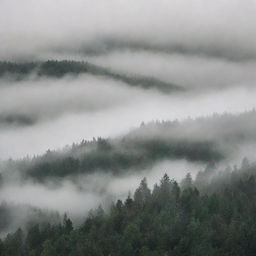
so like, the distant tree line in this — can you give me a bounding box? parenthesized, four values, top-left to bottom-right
(0, 60, 182, 93)
(5, 137, 223, 182)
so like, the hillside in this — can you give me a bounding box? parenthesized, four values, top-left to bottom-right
(2, 111, 255, 182)
(1, 161, 256, 255)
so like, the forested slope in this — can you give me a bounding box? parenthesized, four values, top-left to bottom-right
(3, 111, 256, 182)
(1, 161, 256, 256)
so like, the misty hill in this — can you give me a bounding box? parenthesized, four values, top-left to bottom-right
(3, 111, 256, 182)
(79, 38, 249, 61)
(127, 110, 256, 147)
(2, 161, 256, 255)
(0, 60, 182, 93)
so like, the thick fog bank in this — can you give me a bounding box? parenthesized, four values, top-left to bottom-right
(0, 159, 203, 227)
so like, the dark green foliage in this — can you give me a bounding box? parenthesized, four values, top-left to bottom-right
(22, 137, 222, 181)
(2, 164, 256, 255)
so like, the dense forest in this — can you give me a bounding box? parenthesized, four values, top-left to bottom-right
(0, 159, 255, 255)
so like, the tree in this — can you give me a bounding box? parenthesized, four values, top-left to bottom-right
(181, 173, 193, 189)
(134, 178, 151, 206)
(63, 214, 73, 233)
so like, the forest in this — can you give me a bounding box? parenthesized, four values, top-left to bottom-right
(0, 159, 256, 256)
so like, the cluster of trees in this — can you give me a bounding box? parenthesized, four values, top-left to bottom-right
(0, 62, 36, 78)
(0, 60, 181, 92)
(10, 137, 223, 182)
(1, 161, 256, 255)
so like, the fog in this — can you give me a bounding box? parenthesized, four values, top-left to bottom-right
(0, 159, 202, 223)
(1, 0, 255, 161)
(0, 73, 256, 159)
(0, 0, 256, 239)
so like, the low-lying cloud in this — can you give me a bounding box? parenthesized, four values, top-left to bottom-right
(0, 72, 256, 159)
